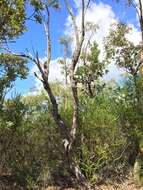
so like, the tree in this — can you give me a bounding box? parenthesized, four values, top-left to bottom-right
(76, 42, 106, 97)
(0, 0, 26, 43)
(104, 22, 143, 123)
(105, 23, 142, 103)
(105, 23, 141, 77)
(0, 54, 28, 109)
(13, 0, 92, 187)
(115, 0, 143, 112)
(59, 36, 71, 86)
(0, 0, 28, 109)
(105, 21, 143, 185)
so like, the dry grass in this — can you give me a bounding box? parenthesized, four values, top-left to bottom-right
(45, 187, 75, 190)
(98, 180, 143, 190)
(45, 181, 143, 190)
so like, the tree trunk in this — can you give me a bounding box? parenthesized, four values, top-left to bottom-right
(134, 153, 143, 185)
(33, 0, 90, 187)
(43, 80, 89, 188)
(65, 148, 89, 189)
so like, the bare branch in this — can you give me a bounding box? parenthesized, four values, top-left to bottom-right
(34, 72, 44, 83)
(12, 52, 37, 64)
(14, 50, 70, 143)
(130, 0, 140, 15)
(85, 0, 91, 14)
(68, 0, 86, 151)
(81, 0, 85, 42)
(71, 0, 85, 71)
(43, 5, 51, 73)
(64, 0, 80, 47)
(82, 29, 94, 65)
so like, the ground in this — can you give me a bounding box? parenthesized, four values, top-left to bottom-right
(45, 180, 143, 190)
(0, 175, 143, 190)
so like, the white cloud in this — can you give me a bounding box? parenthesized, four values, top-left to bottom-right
(65, 2, 117, 56)
(32, 57, 64, 81)
(65, 1, 142, 81)
(30, 1, 141, 93)
(29, 58, 65, 95)
(48, 58, 65, 82)
(126, 23, 141, 45)
(65, 1, 121, 81)
(103, 63, 124, 82)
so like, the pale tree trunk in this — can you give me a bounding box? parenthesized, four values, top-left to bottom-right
(13, 0, 92, 188)
(29, 1, 91, 188)
(131, 0, 143, 184)
(63, 0, 89, 186)
(138, 0, 143, 114)
(8, 0, 90, 187)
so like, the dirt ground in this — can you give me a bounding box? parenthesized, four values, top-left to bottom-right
(45, 185, 143, 190)
(45, 181, 143, 190)
(98, 182, 143, 190)
(0, 175, 143, 190)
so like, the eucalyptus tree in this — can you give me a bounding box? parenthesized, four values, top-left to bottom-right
(105, 21, 143, 184)
(105, 23, 141, 78)
(59, 36, 71, 86)
(76, 42, 106, 97)
(128, 0, 143, 114)
(105, 22, 143, 114)
(126, 0, 143, 43)
(11, 0, 92, 187)
(0, 0, 26, 43)
(0, 54, 28, 109)
(115, 0, 143, 45)
(115, 0, 143, 111)
(0, 0, 28, 109)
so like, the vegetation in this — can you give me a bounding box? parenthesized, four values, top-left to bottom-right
(0, 0, 143, 189)
(0, 0, 26, 42)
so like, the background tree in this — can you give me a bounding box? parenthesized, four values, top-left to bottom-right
(76, 42, 106, 98)
(59, 36, 71, 86)
(0, 54, 28, 109)
(115, 0, 143, 115)
(105, 23, 142, 108)
(0, 0, 26, 43)
(105, 21, 143, 185)
(0, 0, 28, 109)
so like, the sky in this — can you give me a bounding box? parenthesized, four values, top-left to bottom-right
(7, 0, 141, 97)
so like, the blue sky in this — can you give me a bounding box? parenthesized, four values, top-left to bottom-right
(7, 0, 140, 97)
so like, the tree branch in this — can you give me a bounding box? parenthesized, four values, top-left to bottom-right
(138, 0, 143, 42)
(68, 0, 86, 151)
(134, 58, 143, 76)
(43, 5, 51, 78)
(64, 0, 80, 47)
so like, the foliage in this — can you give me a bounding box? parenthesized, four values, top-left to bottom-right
(105, 23, 141, 77)
(0, 54, 28, 107)
(29, 0, 59, 24)
(76, 43, 107, 97)
(1, 0, 143, 189)
(0, 94, 63, 188)
(0, 0, 26, 42)
(0, 79, 142, 189)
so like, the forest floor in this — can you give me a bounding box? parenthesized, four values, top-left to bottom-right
(0, 175, 143, 190)
(45, 180, 143, 190)
(98, 181, 143, 190)
(0, 182, 143, 190)
(45, 184, 143, 190)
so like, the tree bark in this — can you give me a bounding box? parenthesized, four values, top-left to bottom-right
(22, 0, 91, 187)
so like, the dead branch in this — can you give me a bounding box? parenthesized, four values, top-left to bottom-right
(64, 0, 80, 47)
